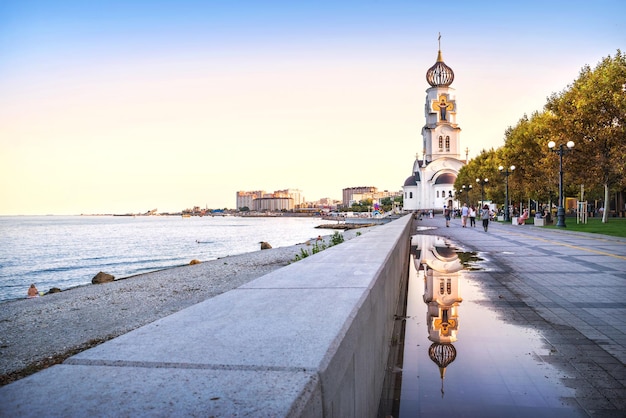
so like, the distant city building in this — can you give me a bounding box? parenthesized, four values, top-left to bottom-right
(236, 190, 265, 210)
(236, 189, 303, 211)
(403, 41, 466, 211)
(274, 189, 305, 206)
(253, 197, 293, 211)
(342, 187, 377, 207)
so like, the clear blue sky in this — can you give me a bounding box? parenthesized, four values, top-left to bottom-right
(1, 1, 624, 214)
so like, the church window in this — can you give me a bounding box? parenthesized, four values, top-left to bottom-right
(438, 136, 443, 150)
(436, 191, 439, 198)
(409, 192, 413, 199)
(445, 136, 450, 151)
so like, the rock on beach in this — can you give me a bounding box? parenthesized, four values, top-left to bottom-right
(91, 271, 115, 284)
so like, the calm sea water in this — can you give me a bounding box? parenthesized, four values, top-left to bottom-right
(0, 215, 328, 303)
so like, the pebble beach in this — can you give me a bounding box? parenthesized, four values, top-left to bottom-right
(0, 229, 367, 386)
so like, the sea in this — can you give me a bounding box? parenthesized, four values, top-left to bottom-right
(0, 215, 331, 303)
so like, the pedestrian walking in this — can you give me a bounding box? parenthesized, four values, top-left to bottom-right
(461, 203, 469, 227)
(481, 204, 490, 232)
(444, 206, 451, 227)
(469, 206, 476, 227)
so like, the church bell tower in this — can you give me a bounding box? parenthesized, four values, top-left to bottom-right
(402, 35, 466, 212)
(422, 37, 461, 164)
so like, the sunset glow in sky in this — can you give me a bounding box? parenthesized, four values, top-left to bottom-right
(1, 1, 624, 215)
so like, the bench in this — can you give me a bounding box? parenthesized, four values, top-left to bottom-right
(534, 218, 545, 226)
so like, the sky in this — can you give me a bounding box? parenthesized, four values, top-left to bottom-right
(1, 1, 624, 215)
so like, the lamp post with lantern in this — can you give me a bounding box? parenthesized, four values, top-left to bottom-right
(498, 165, 515, 222)
(476, 178, 488, 209)
(548, 140, 575, 227)
(461, 185, 472, 206)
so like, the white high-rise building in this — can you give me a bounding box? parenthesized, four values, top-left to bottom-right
(403, 41, 466, 212)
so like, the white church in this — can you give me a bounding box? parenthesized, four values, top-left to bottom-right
(403, 43, 466, 212)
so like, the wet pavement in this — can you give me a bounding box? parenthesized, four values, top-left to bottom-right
(380, 216, 626, 417)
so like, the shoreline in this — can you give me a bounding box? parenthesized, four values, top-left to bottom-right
(0, 229, 369, 386)
(0, 224, 350, 305)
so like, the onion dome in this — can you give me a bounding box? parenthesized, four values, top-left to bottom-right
(429, 342, 457, 398)
(404, 172, 420, 186)
(426, 50, 454, 87)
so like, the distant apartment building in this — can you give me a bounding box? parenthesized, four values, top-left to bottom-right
(254, 197, 293, 211)
(236, 190, 265, 210)
(342, 186, 377, 207)
(236, 189, 303, 211)
(274, 189, 305, 206)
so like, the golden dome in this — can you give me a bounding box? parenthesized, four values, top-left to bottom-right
(426, 49, 454, 87)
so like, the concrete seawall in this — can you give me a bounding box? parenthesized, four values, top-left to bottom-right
(0, 215, 413, 417)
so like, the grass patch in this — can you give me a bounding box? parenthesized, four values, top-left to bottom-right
(544, 217, 626, 237)
(292, 231, 345, 262)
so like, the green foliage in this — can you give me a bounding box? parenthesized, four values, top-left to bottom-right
(293, 248, 311, 261)
(348, 198, 374, 212)
(545, 50, 626, 222)
(462, 50, 626, 222)
(330, 231, 344, 245)
(311, 241, 327, 254)
(379, 197, 393, 212)
(292, 232, 346, 262)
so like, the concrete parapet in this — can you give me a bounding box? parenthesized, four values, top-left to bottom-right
(0, 215, 412, 417)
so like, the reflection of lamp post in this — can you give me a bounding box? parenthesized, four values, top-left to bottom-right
(548, 140, 575, 227)
(475, 178, 488, 208)
(498, 165, 515, 222)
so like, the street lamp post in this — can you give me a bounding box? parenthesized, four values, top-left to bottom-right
(498, 165, 515, 222)
(548, 140, 575, 227)
(462, 185, 472, 205)
(476, 178, 488, 209)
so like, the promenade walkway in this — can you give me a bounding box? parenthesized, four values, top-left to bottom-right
(408, 214, 625, 416)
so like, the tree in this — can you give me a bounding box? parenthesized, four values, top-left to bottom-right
(545, 50, 626, 222)
(380, 197, 393, 212)
(499, 112, 563, 208)
(455, 148, 501, 207)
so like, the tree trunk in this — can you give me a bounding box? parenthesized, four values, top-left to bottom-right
(602, 184, 609, 223)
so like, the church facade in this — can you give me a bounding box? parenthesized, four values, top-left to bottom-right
(403, 46, 466, 212)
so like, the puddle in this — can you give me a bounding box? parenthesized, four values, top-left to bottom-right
(378, 235, 582, 417)
(416, 226, 437, 231)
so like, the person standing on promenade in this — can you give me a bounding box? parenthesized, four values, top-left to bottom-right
(444, 205, 451, 227)
(481, 204, 490, 232)
(469, 205, 476, 227)
(461, 203, 469, 227)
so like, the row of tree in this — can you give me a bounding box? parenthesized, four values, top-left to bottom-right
(454, 50, 626, 223)
(343, 196, 403, 213)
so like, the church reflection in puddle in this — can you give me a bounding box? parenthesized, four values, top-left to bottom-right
(378, 234, 581, 418)
(418, 234, 463, 398)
